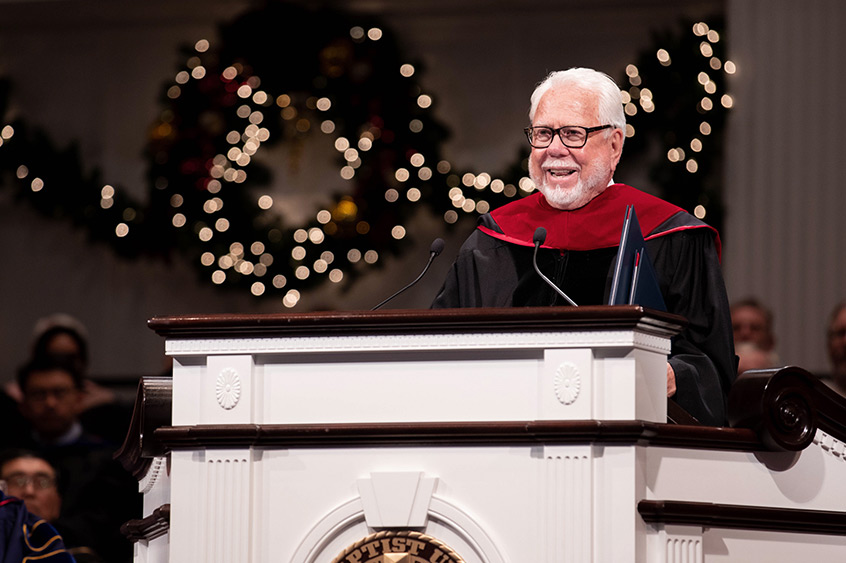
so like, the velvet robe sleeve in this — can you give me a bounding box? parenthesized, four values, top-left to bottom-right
(647, 227, 737, 426)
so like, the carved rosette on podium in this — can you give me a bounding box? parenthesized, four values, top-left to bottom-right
(117, 307, 846, 563)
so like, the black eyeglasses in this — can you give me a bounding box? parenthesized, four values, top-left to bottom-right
(25, 386, 76, 403)
(1, 472, 57, 491)
(524, 125, 613, 148)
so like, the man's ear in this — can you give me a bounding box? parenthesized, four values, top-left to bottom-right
(610, 127, 624, 164)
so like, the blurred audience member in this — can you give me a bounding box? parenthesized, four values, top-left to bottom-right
(732, 298, 780, 376)
(4, 313, 130, 445)
(3, 313, 91, 403)
(31, 314, 116, 411)
(31, 314, 90, 375)
(731, 298, 776, 352)
(16, 356, 86, 446)
(826, 302, 846, 395)
(735, 342, 780, 375)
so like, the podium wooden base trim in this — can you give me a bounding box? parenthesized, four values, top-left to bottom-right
(638, 500, 846, 535)
(121, 504, 170, 542)
(153, 420, 762, 451)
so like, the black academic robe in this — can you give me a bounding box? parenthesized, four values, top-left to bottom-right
(432, 185, 737, 426)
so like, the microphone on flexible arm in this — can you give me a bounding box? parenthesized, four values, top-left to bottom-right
(532, 227, 578, 307)
(371, 238, 446, 310)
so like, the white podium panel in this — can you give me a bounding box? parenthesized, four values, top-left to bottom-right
(164, 316, 675, 426)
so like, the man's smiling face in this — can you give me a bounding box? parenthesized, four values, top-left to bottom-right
(528, 84, 623, 210)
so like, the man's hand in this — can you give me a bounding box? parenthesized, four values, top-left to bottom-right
(667, 363, 676, 397)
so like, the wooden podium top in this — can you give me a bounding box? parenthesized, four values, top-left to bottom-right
(148, 305, 686, 338)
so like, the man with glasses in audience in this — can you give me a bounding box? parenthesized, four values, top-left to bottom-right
(0, 461, 74, 562)
(432, 67, 736, 426)
(0, 450, 62, 522)
(16, 357, 87, 447)
(0, 449, 105, 561)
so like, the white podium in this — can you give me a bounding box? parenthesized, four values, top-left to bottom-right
(118, 306, 846, 563)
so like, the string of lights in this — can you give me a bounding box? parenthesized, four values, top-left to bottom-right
(618, 18, 733, 229)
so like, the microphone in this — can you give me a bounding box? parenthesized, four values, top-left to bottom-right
(532, 227, 578, 307)
(371, 238, 445, 310)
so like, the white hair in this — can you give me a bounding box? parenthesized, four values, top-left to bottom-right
(529, 68, 626, 136)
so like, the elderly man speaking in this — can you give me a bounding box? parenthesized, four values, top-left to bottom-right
(432, 67, 736, 426)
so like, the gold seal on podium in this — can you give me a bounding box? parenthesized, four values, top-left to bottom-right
(331, 530, 465, 563)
